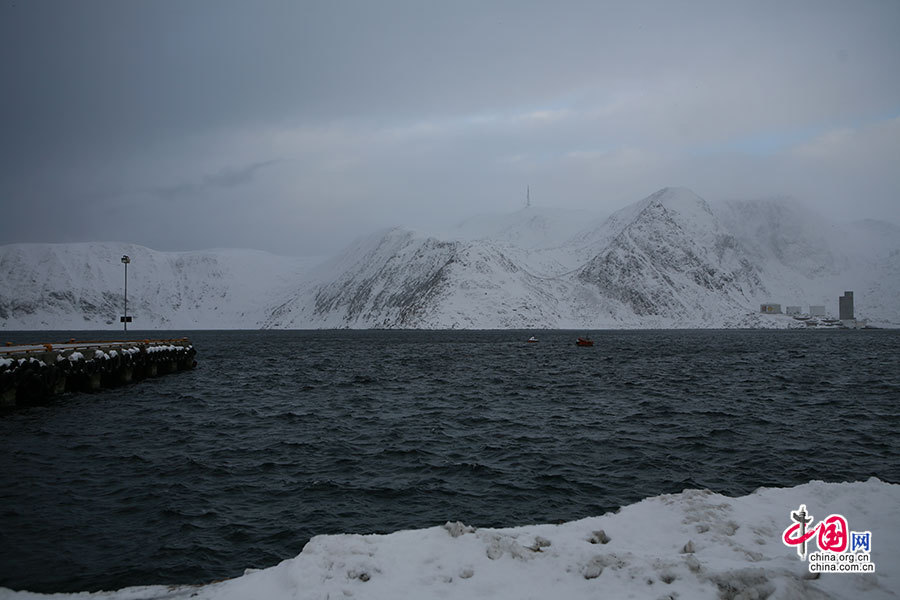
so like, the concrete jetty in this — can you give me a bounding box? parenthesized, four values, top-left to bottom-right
(0, 338, 197, 408)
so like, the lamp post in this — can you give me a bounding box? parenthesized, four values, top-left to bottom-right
(121, 255, 131, 332)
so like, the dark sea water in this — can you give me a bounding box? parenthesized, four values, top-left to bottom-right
(1, 329, 898, 593)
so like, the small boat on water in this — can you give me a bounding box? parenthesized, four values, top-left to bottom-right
(576, 337, 594, 347)
(527, 336, 539, 343)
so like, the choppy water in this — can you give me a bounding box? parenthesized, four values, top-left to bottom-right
(1, 329, 898, 593)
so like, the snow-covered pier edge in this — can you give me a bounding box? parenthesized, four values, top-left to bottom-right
(0, 339, 196, 407)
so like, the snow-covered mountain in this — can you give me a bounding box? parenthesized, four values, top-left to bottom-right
(264, 187, 898, 329)
(263, 227, 567, 329)
(2, 188, 898, 330)
(0, 243, 317, 329)
(574, 188, 764, 325)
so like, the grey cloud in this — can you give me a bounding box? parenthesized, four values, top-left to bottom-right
(205, 160, 280, 188)
(152, 160, 280, 200)
(1, 0, 898, 255)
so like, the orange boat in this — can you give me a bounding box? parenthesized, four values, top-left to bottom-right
(576, 337, 594, 347)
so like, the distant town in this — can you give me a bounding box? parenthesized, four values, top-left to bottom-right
(760, 291, 867, 328)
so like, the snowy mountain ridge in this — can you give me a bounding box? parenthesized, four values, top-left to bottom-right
(574, 188, 764, 324)
(0, 243, 318, 330)
(2, 188, 898, 330)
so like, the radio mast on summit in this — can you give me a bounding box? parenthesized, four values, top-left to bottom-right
(526, 185, 531, 208)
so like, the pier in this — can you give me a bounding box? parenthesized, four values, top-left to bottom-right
(0, 338, 197, 408)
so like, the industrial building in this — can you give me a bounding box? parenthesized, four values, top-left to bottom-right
(839, 291, 854, 321)
(785, 306, 802, 316)
(809, 306, 826, 317)
(760, 303, 782, 314)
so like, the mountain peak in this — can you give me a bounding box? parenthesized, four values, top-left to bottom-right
(651, 186, 698, 197)
(639, 187, 717, 229)
(645, 186, 706, 208)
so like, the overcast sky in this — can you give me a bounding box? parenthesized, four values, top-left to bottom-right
(1, 0, 898, 256)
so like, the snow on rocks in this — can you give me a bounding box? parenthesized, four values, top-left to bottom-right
(146, 344, 184, 354)
(15, 357, 45, 367)
(4, 478, 896, 599)
(442, 521, 475, 538)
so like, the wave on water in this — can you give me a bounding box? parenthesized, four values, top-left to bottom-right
(1, 329, 898, 595)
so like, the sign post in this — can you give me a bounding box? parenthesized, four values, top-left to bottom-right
(121, 255, 131, 331)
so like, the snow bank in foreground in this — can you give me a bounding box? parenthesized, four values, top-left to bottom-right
(4, 479, 897, 599)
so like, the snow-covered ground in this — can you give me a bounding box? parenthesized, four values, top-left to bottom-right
(4, 479, 896, 599)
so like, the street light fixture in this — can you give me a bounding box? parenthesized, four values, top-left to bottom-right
(121, 255, 132, 332)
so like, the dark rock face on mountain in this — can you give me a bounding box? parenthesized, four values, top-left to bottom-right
(577, 188, 764, 319)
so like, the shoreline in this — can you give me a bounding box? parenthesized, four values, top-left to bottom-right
(4, 479, 897, 599)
